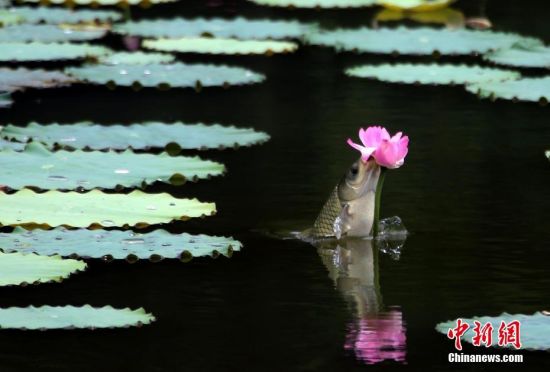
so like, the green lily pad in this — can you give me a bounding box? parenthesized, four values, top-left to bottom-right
(0, 67, 74, 93)
(97, 51, 175, 65)
(378, 0, 454, 11)
(0, 189, 215, 228)
(0, 42, 111, 61)
(65, 63, 265, 89)
(0, 138, 25, 150)
(18, 0, 176, 6)
(113, 17, 315, 40)
(0, 92, 13, 109)
(306, 26, 542, 55)
(466, 76, 550, 104)
(143, 37, 298, 55)
(0, 9, 23, 26)
(0, 142, 225, 190)
(0, 252, 86, 286)
(436, 312, 550, 350)
(247, 0, 377, 8)
(0, 24, 106, 42)
(1, 122, 269, 151)
(484, 44, 550, 69)
(345, 63, 520, 85)
(1, 227, 241, 261)
(0, 305, 155, 330)
(8, 6, 122, 24)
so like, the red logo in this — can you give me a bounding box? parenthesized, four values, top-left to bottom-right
(446, 319, 521, 350)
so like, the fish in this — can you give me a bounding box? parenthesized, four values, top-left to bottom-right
(308, 158, 381, 239)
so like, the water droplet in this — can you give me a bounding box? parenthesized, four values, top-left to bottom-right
(41, 164, 54, 170)
(161, 243, 172, 247)
(47, 175, 68, 181)
(59, 137, 76, 142)
(146, 205, 157, 211)
(120, 69, 128, 75)
(115, 169, 130, 174)
(143, 69, 151, 75)
(122, 238, 145, 245)
(101, 220, 115, 227)
(419, 36, 430, 43)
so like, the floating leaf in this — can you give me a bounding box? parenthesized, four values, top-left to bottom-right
(466, 76, 550, 104)
(0, 142, 225, 190)
(113, 17, 315, 40)
(97, 51, 175, 65)
(345, 63, 520, 85)
(0, 252, 86, 286)
(143, 37, 298, 55)
(0, 189, 215, 228)
(0, 67, 74, 93)
(0, 138, 25, 150)
(436, 312, 550, 350)
(18, 0, 176, 6)
(65, 63, 265, 89)
(0, 42, 111, 61)
(0, 9, 23, 26)
(0, 92, 13, 109)
(1, 122, 269, 151)
(247, 0, 377, 8)
(306, 26, 542, 55)
(0, 24, 106, 42)
(0, 305, 155, 330)
(1, 227, 241, 261)
(378, 0, 454, 11)
(8, 6, 122, 24)
(484, 44, 550, 69)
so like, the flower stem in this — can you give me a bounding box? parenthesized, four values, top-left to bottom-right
(373, 167, 386, 237)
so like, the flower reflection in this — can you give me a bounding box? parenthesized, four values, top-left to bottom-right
(345, 309, 407, 364)
(316, 238, 407, 365)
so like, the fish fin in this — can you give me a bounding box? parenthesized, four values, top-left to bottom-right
(333, 204, 352, 239)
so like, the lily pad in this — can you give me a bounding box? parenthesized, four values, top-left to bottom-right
(0, 142, 225, 190)
(247, 0, 377, 8)
(466, 76, 550, 104)
(0, 24, 106, 42)
(0, 9, 22, 26)
(0, 252, 86, 286)
(143, 37, 298, 55)
(0, 227, 241, 261)
(0, 305, 155, 330)
(0, 138, 25, 150)
(1, 122, 269, 151)
(97, 51, 175, 65)
(113, 17, 315, 40)
(0, 92, 13, 109)
(0, 189, 215, 228)
(0, 67, 74, 93)
(306, 26, 542, 55)
(378, 0, 454, 11)
(0, 42, 111, 61)
(436, 312, 550, 350)
(484, 44, 550, 69)
(345, 63, 520, 85)
(8, 6, 122, 24)
(65, 63, 265, 89)
(18, 0, 176, 7)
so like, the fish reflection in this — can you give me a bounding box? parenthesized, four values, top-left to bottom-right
(316, 238, 407, 364)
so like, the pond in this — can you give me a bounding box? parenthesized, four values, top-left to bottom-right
(0, 0, 549, 370)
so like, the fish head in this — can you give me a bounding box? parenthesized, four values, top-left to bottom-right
(335, 158, 381, 237)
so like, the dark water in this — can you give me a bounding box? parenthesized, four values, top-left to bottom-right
(1, 0, 550, 371)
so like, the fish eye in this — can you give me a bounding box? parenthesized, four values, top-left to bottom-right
(348, 163, 359, 178)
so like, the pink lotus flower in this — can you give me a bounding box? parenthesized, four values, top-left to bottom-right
(347, 126, 409, 169)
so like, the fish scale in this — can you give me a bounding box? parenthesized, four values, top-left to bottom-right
(311, 187, 342, 238)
